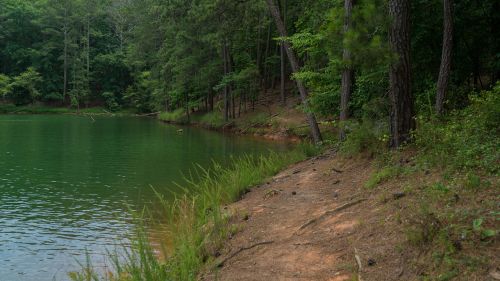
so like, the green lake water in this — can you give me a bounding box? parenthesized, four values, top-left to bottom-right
(0, 115, 291, 281)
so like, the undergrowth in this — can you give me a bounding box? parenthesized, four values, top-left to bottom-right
(340, 86, 499, 279)
(158, 109, 189, 124)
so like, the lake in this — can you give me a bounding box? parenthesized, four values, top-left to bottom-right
(0, 115, 290, 281)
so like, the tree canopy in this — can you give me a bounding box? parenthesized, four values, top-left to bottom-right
(0, 0, 498, 144)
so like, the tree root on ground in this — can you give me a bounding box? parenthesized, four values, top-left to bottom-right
(295, 198, 367, 234)
(216, 241, 274, 267)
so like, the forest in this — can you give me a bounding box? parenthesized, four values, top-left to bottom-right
(0, 0, 499, 280)
(0, 0, 498, 144)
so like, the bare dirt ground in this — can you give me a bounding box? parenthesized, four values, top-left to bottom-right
(201, 150, 395, 281)
(201, 149, 499, 281)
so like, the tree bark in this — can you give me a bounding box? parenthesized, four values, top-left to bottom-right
(263, 21, 272, 89)
(63, 7, 68, 106)
(229, 51, 235, 119)
(281, 0, 287, 105)
(265, 0, 322, 143)
(280, 43, 286, 106)
(87, 12, 90, 82)
(435, 0, 453, 115)
(388, 0, 415, 148)
(339, 0, 354, 141)
(223, 41, 229, 121)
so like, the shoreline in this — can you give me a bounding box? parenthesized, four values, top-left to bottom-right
(0, 104, 306, 142)
(159, 118, 304, 143)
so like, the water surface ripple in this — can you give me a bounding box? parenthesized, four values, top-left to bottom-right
(0, 115, 289, 280)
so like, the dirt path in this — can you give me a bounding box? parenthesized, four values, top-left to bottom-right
(201, 149, 499, 281)
(202, 150, 404, 281)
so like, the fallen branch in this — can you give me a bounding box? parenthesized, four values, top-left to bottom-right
(216, 240, 274, 267)
(136, 111, 160, 117)
(295, 198, 367, 233)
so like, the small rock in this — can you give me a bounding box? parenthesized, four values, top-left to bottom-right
(312, 168, 317, 171)
(452, 240, 462, 251)
(292, 169, 301, 174)
(242, 214, 249, 221)
(367, 258, 376, 266)
(292, 191, 297, 195)
(333, 192, 339, 198)
(393, 192, 406, 200)
(333, 180, 340, 185)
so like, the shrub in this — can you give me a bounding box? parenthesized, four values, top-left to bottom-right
(3, 67, 42, 105)
(158, 108, 189, 124)
(340, 119, 388, 156)
(413, 84, 500, 173)
(199, 112, 225, 128)
(102, 91, 121, 111)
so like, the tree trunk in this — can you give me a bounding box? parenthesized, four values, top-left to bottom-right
(280, 0, 287, 106)
(388, 0, 415, 148)
(87, 13, 90, 83)
(435, 0, 453, 115)
(266, 0, 322, 143)
(280, 43, 286, 106)
(63, 8, 68, 106)
(339, 0, 355, 141)
(185, 92, 190, 122)
(226, 44, 236, 119)
(222, 42, 229, 121)
(263, 21, 272, 89)
(229, 51, 235, 119)
(208, 89, 214, 112)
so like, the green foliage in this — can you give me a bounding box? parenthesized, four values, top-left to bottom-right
(157, 109, 188, 124)
(198, 112, 226, 128)
(124, 72, 157, 113)
(0, 74, 12, 96)
(3, 67, 42, 105)
(472, 218, 497, 239)
(364, 165, 402, 189)
(414, 85, 500, 174)
(340, 119, 388, 156)
(102, 92, 121, 112)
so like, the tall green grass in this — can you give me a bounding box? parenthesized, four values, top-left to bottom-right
(70, 146, 315, 281)
(157, 109, 189, 124)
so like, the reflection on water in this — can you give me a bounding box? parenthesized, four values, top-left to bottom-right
(0, 115, 290, 280)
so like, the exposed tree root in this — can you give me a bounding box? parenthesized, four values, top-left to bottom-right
(216, 241, 274, 267)
(295, 198, 367, 234)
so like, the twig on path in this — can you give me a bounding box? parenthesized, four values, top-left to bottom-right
(295, 198, 367, 234)
(216, 240, 274, 267)
(354, 247, 363, 281)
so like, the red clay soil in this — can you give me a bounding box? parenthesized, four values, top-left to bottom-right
(201, 150, 499, 281)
